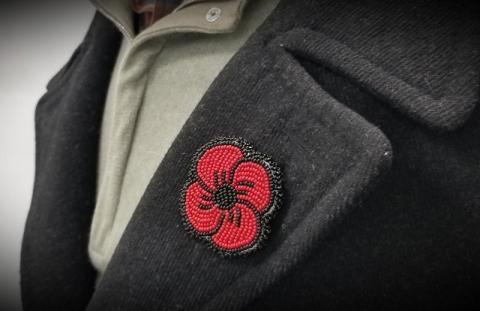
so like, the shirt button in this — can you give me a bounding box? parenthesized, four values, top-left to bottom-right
(206, 7, 222, 23)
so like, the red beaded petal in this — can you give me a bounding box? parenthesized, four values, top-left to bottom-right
(196, 144, 243, 190)
(233, 161, 272, 213)
(181, 137, 282, 257)
(211, 204, 259, 250)
(185, 182, 224, 234)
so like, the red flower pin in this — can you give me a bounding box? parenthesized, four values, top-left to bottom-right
(181, 137, 282, 256)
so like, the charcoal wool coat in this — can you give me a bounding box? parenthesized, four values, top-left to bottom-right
(21, 0, 480, 310)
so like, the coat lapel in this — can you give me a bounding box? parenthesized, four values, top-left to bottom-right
(88, 6, 392, 309)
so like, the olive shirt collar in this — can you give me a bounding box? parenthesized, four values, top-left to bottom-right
(90, 0, 249, 40)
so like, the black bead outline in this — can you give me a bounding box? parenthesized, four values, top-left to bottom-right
(180, 137, 283, 257)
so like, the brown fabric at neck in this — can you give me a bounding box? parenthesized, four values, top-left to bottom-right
(132, 0, 183, 32)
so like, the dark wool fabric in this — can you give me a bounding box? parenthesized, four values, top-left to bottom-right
(21, 0, 480, 310)
(20, 15, 122, 311)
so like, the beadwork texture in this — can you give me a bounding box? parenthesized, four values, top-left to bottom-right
(181, 137, 282, 256)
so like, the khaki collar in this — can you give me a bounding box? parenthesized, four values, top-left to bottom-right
(91, 0, 249, 40)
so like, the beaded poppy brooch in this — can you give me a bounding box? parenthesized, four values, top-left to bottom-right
(180, 137, 282, 257)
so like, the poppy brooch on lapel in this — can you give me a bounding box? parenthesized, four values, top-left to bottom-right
(181, 137, 282, 257)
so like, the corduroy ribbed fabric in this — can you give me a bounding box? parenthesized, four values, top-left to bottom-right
(21, 0, 480, 310)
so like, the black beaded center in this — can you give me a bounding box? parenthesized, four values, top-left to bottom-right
(213, 184, 237, 210)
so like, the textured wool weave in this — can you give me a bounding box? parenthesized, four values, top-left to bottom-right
(21, 0, 480, 310)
